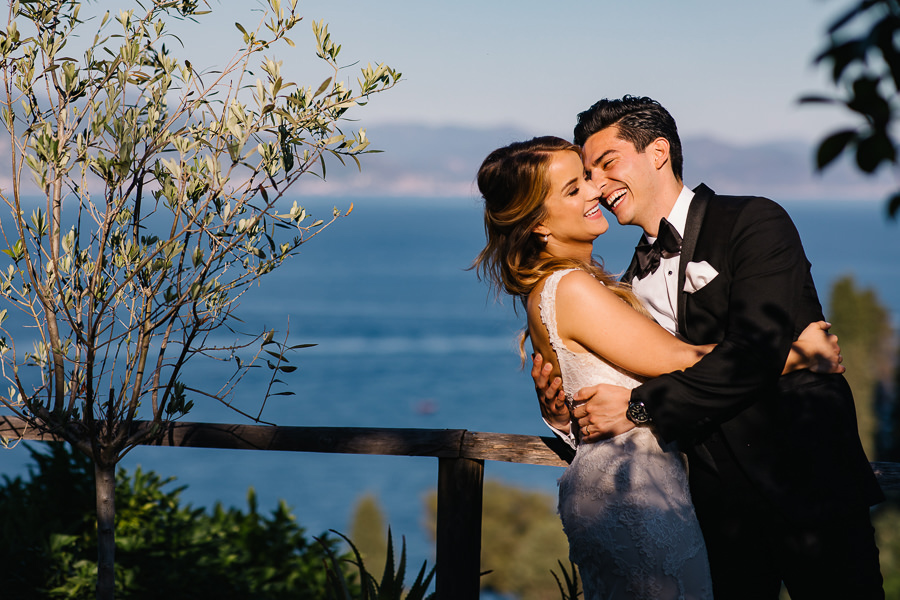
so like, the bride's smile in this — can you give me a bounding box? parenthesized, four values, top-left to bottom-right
(532, 150, 609, 259)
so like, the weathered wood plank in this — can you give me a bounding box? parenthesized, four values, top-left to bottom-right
(0, 417, 466, 457)
(436, 457, 484, 600)
(4, 415, 900, 492)
(150, 422, 467, 458)
(460, 431, 571, 467)
(1, 415, 64, 442)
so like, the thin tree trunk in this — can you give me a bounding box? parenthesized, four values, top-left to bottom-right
(95, 460, 116, 600)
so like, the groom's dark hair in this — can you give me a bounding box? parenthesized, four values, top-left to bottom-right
(573, 95, 683, 181)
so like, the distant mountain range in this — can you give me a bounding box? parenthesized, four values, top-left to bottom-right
(2, 122, 894, 201)
(296, 123, 897, 202)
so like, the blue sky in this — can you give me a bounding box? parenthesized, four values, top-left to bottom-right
(157, 0, 850, 143)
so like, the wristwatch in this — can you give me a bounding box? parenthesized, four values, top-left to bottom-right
(626, 399, 651, 425)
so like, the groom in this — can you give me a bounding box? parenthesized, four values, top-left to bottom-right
(534, 96, 884, 599)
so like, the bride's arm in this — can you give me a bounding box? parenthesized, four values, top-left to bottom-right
(553, 270, 710, 378)
(782, 321, 843, 375)
(554, 271, 841, 378)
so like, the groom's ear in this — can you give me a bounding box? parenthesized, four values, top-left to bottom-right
(649, 137, 671, 172)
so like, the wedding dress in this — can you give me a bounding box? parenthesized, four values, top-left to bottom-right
(540, 269, 713, 600)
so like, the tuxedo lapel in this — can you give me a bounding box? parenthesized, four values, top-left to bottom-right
(676, 183, 712, 337)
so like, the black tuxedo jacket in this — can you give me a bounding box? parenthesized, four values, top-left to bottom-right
(625, 184, 883, 522)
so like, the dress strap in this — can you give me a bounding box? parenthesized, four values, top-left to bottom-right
(538, 268, 580, 358)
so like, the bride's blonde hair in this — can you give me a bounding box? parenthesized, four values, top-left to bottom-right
(472, 136, 647, 358)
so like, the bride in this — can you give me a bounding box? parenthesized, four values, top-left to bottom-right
(472, 136, 842, 600)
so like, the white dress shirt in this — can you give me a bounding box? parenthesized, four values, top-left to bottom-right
(630, 186, 694, 335)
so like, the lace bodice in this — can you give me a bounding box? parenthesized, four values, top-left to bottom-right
(539, 269, 643, 411)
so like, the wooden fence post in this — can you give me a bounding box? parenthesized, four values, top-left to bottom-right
(436, 456, 484, 599)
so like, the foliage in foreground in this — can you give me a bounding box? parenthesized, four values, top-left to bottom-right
(0, 442, 351, 599)
(803, 0, 900, 218)
(319, 529, 435, 600)
(551, 559, 582, 600)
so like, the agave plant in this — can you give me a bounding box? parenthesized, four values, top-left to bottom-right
(551, 559, 582, 600)
(318, 528, 435, 600)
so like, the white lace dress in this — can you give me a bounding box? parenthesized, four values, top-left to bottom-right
(541, 269, 713, 600)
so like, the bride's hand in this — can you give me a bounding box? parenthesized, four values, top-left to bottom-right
(793, 321, 845, 374)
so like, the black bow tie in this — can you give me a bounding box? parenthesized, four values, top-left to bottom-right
(633, 218, 683, 280)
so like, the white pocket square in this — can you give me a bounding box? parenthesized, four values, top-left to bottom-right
(684, 260, 719, 294)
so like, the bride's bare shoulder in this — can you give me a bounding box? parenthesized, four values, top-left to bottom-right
(528, 269, 608, 306)
(555, 269, 613, 302)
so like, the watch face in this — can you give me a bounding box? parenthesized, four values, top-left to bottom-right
(627, 401, 650, 424)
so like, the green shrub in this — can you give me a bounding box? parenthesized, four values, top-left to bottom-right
(0, 443, 351, 599)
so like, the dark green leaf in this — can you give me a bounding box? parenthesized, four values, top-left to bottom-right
(887, 189, 900, 218)
(800, 96, 838, 104)
(873, 14, 900, 86)
(827, 0, 877, 35)
(816, 129, 857, 169)
(846, 77, 892, 127)
(855, 131, 895, 172)
(264, 348, 287, 360)
(818, 39, 868, 82)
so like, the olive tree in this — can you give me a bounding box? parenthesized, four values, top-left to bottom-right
(0, 0, 399, 597)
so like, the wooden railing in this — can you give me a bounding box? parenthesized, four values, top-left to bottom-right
(3, 415, 900, 599)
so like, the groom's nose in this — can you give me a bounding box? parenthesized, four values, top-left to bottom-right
(587, 168, 607, 192)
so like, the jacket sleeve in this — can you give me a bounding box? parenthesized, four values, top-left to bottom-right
(632, 198, 817, 442)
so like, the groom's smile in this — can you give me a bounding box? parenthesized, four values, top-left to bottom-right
(582, 125, 678, 235)
(604, 188, 627, 213)
(582, 127, 646, 227)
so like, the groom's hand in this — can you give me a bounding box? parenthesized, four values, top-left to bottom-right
(571, 384, 634, 441)
(531, 353, 569, 431)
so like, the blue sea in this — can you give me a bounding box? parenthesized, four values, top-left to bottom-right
(1, 196, 898, 578)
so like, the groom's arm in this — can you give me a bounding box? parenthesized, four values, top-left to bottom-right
(632, 197, 812, 442)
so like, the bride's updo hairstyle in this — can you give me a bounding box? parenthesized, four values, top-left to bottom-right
(473, 136, 645, 314)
